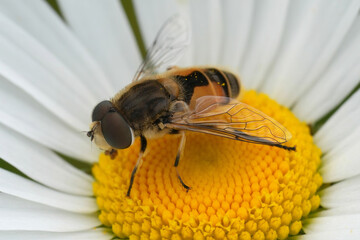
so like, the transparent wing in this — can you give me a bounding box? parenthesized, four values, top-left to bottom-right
(132, 15, 190, 82)
(166, 96, 294, 149)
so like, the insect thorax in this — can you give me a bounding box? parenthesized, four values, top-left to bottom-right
(114, 80, 173, 136)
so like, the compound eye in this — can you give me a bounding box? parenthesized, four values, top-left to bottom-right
(92, 100, 114, 122)
(101, 111, 134, 149)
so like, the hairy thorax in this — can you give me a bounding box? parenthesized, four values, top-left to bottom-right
(112, 80, 174, 138)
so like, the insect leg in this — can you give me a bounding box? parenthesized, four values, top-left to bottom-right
(174, 131, 190, 191)
(127, 135, 147, 197)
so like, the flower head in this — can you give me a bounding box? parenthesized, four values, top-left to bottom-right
(94, 90, 322, 239)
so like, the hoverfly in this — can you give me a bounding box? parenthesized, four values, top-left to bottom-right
(88, 16, 295, 197)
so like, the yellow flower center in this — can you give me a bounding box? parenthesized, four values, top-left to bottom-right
(93, 90, 322, 240)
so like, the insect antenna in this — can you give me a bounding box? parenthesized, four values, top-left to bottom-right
(81, 130, 95, 151)
(127, 136, 147, 197)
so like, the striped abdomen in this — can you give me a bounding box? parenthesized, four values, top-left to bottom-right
(170, 67, 241, 109)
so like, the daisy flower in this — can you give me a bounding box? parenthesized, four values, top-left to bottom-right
(0, 0, 359, 239)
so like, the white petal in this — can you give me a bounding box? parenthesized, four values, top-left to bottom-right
(59, 0, 141, 91)
(0, 76, 97, 162)
(316, 204, 360, 216)
(0, 0, 113, 101)
(0, 193, 100, 231)
(288, 0, 360, 107)
(0, 169, 97, 213)
(319, 136, 360, 182)
(303, 215, 360, 233)
(315, 90, 360, 153)
(0, 124, 94, 196)
(262, 0, 360, 110)
(319, 174, 360, 208)
(133, 0, 179, 48)
(293, 13, 360, 123)
(188, 0, 222, 65)
(240, 0, 288, 90)
(219, 0, 254, 70)
(0, 12, 98, 105)
(133, 0, 192, 65)
(294, 230, 360, 240)
(314, 90, 360, 182)
(0, 229, 111, 240)
(0, 31, 89, 131)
